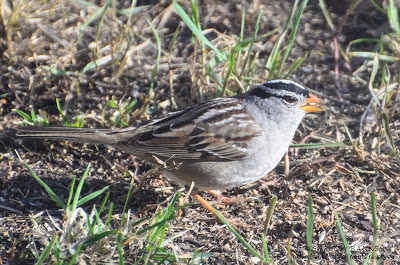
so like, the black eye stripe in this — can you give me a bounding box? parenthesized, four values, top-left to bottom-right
(247, 87, 273, 99)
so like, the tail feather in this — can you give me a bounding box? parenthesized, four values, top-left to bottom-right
(16, 126, 128, 145)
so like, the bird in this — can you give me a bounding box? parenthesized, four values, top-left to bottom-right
(15, 80, 323, 192)
(14, 80, 323, 218)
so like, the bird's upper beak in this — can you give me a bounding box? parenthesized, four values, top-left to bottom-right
(300, 94, 324, 112)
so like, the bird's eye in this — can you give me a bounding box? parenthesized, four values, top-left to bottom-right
(283, 95, 296, 104)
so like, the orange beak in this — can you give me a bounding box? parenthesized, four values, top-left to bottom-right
(300, 94, 324, 112)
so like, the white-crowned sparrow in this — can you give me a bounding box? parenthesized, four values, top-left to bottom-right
(16, 80, 323, 191)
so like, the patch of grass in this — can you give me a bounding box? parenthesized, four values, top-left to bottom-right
(101, 98, 138, 127)
(20, 161, 209, 264)
(56, 98, 85, 128)
(338, 0, 400, 159)
(13, 109, 49, 126)
(333, 192, 387, 265)
(319, 0, 400, 164)
(14, 98, 85, 128)
(266, 0, 309, 80)
(173, 0, 309, 98)
(211, 205, 270, 263)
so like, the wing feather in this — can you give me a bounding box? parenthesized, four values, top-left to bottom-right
(118, 97, 263, 161)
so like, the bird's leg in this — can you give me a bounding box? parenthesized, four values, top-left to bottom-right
(208, 190, 251, 205)
(284, 151, 290, 177)
(191, 193, 249, 229)
(191, 193, 217, 215)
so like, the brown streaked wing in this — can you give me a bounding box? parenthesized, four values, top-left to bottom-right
(117, 97, 263, 161)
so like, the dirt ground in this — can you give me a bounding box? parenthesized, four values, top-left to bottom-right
(1, 0, 400, 264)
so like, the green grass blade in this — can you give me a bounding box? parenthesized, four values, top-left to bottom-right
(67, 244, 82, 265)
(53, 242, 61, 264)
(98, 191, 109, 214)
(81, 229, 117, 247)
(78, 0, 109, 36)
(172, 0, 225, 60)
(283, 52, 307, 78)
(30, 110, 37, 125)
(286, 237, 293, 264)
(123, 99, 138, 115)
(239, 10, 261, 78)
(264, 196, 277, 234)
(71, 164, 91, 212)
(220, 49, 236, 96)
(363, 250, 373, 265)
(168, 25, 180, 107)
(306, 194, 314, 261)
(23, 162, 66, 209)
(95, 0, 111, 41)
(267, 48, 281, 80)
(77, 185, 109, 207)
(56, 98, 68, 126)
(348, 38, 381, 46)
(237, 30, 278, 50)
(86, 209, 95, 235)
(190, 0, 201, 30)
(261, 233, 271, 263)
(335, 211, 354, 265)
(371, 0, 385, 13)
(131, 216, 150, 229)
(105, 202, 114, 227)
(189, 248, 199, 265)
(318, 0, 334, 30)
(66, 176, 76, 207)
(212, 206, 267, 263)
(81, 55, 114, 74)
(121, 176, 136, 225)
(149, 193, 179, 247)
(35, 234, 57, 265)
(117, 5, 150, 16)
(239, 6, 245, 42)
(266, 0, 298, 79)
(136, 216, 176, 236)
(348, 51, 397, 62)
(14, 110, 33, 124)
(279, 0, 309, 74)
(388, 0, 400, 38)
(92, 207, 103, 233)
(117, 231, 123, 265)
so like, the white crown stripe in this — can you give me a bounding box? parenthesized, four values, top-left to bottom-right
(267, 79, 308, 91)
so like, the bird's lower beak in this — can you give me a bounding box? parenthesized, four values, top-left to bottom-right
(300, 94, 324, 112)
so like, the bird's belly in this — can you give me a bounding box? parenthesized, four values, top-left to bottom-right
(162, 146, 287, 191)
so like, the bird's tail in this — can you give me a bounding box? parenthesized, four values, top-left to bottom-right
(15, 126, 133, 145)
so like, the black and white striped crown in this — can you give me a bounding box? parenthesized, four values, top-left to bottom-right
(248, 79, 309, 99)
